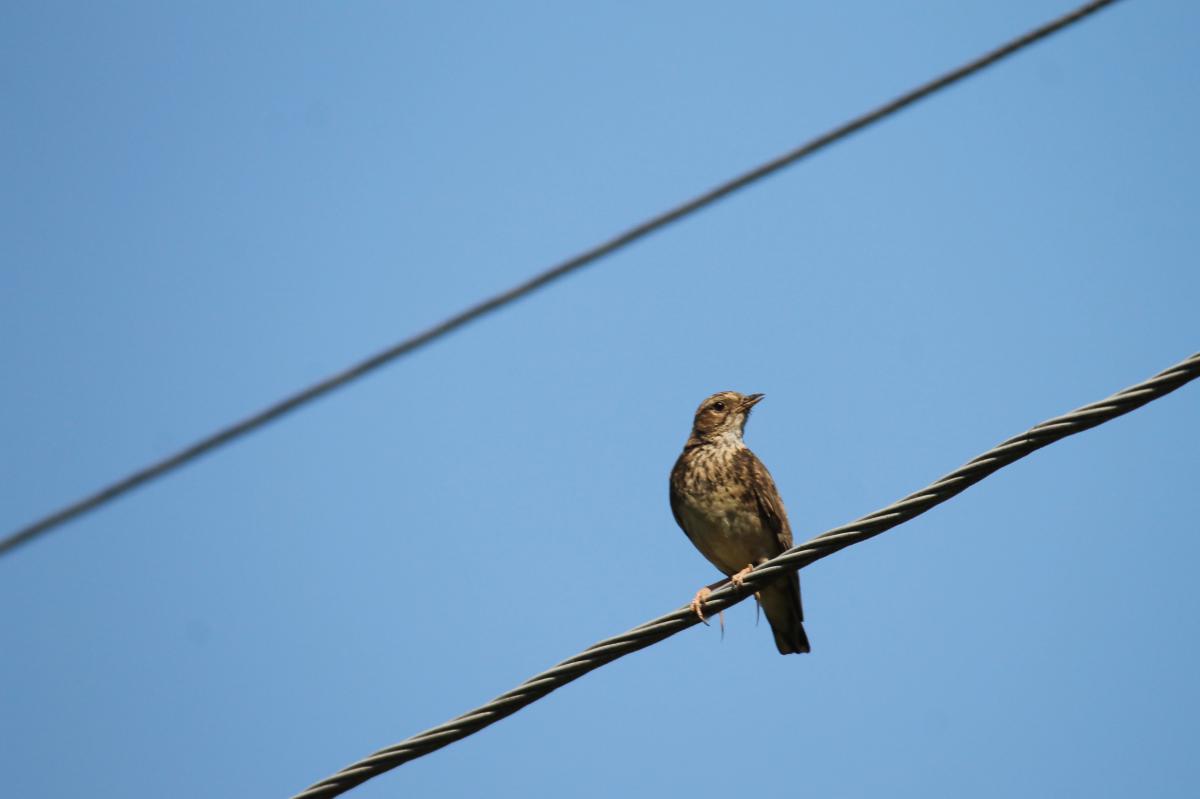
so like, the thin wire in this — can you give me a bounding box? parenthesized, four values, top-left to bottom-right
(0, 0, 1125, 558)
(292, 351, 1200, 799)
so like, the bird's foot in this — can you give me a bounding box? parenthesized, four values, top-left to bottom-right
(730, 564, 754, 591)
(690, 587, 712, 625)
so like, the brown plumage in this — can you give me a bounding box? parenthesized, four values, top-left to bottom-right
(669, 391, 810, 655)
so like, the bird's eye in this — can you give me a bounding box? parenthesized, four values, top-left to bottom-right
(712, 401, 726, 412)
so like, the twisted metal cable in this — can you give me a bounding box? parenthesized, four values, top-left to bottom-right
(0, 0, 1125, 558)
(293, 350, 1200, 799)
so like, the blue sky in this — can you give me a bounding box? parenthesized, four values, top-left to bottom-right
(2, 2, 1198, 797)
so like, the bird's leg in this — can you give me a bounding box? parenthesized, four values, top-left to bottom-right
(698, 566, 754, 639)
(690, 587, 712, 625)
(730, 564, 755, 591)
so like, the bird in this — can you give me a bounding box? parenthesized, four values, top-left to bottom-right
(669, 391, 810, 655)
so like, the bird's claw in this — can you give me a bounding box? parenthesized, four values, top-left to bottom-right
(731, 564, 754, 591)
(691, 587, 712, 624)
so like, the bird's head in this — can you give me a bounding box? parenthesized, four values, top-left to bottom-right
(688, 391, 764, 444)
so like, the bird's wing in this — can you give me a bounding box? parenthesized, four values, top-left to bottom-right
(668, 455, 695, 544)
(745, 450, 793, 554)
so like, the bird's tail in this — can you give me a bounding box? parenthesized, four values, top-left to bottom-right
(760, 574, 810, 655)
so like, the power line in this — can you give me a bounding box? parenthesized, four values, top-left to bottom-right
(0, 0, 1125, 558)
(291, 351, 1200, 798)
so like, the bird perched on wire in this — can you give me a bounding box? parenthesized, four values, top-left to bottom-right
(669, 391, 810, 654)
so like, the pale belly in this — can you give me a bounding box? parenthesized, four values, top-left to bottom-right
(676, 494, 777, 576)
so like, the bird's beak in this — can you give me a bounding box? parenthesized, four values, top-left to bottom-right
(742, 393, 765, 410)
